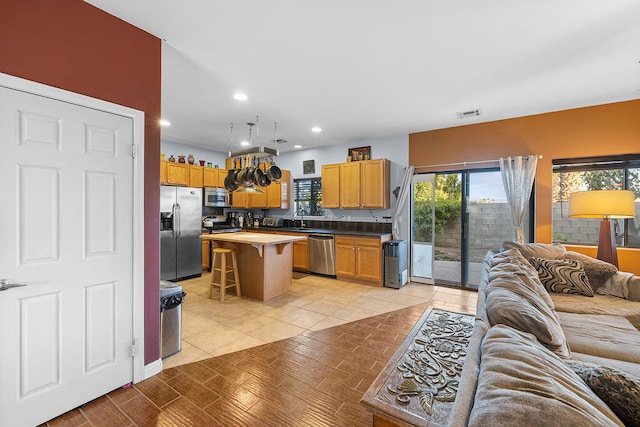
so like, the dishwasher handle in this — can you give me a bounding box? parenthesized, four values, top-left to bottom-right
(308, 234, 334, 240)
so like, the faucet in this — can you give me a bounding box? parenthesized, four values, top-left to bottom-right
(298, 206, 305, 228)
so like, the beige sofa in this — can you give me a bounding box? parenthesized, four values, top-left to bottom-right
(449, 244, 640, 427)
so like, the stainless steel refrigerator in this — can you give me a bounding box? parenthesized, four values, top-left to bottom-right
(160, 186, 203, 281)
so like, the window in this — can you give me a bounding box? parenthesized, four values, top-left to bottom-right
(294, 178, 323, 216)
(552, 155, 640, 247)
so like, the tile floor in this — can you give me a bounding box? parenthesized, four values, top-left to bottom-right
(43, 274, 477, 426)
(164, 272, 478, 369)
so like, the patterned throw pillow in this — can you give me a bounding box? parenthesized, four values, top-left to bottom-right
(567, 361, 640, 427)
(529, 258, 595, 297)
(560, 251, 617, 290)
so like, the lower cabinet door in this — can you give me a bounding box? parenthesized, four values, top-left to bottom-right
(335, 244, 357, 277)
(356, 246, 381, 282)
(293, 239, 309, 271)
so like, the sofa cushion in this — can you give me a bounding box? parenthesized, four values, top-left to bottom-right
(468, 325, 623, 427)
(486, 275, 571, 359)
(489, 249, 556, 310)
(502, 241, 566, 260)
(567, 360, 640, 427)
(560, 251, 617, 290)
(550, 293, 640, 331)
(530, 257, 595, 297)
(558, 312, 640, 365)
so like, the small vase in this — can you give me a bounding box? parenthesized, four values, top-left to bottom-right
(187, 154, 195, 164)
(168, 155, 176, 162)
(160, 153, 166, 161)
(199, 160, 205, 166)
(178, 155, 186, 164)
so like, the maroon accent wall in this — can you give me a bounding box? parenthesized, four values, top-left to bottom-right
(1, 0, 162, 364)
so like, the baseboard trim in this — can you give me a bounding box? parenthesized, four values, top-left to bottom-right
(142, 358, 163, 380)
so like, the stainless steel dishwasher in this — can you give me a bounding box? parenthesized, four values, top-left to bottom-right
(308, 234, 336, 276)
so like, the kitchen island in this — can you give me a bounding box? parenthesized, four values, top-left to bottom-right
(200, 232, 307, 301)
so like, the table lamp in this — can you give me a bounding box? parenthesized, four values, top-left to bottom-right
(568, 190, 636, 267)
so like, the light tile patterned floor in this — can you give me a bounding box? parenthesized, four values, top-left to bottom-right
(164, 272, 478, 369)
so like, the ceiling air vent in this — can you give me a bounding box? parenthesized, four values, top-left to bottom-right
(456, 109, 480, 119)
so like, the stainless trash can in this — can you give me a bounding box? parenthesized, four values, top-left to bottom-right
(160, 281, 186, 359)
(384, 240, 408, 288)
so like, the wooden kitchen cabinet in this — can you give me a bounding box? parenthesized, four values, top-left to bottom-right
(203, 168, 227, 188)
(331, 159, 390, 209)
(266, 170, 291, 209)
(321, 164, 340, 208)
(361, 159, 390, 209)
(335, 235, 389, 285)
(202, 240, 210, 270)
(292, 236, 309, 272)
(339, 162, 362, 208)
(160, 161, 167, 184)
(188, 165, 204, 187)
(165, 162, 189, 186)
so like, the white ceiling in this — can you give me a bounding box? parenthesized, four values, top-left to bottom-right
(85, 1, 640, 154)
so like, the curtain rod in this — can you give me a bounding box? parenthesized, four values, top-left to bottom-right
(413, 155, 543, 170)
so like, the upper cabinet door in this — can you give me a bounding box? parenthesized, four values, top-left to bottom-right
(361, 159, 390, 209)
(339, 162, 361, 208)
(321, 164, 340, 208)
(202, 168, 218, 187)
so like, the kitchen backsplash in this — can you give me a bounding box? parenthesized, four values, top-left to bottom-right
(281, 219, 392, 234)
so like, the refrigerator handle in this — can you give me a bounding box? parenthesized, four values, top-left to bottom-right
(171, 203, 177, 237)
(176, 203, 181, 237)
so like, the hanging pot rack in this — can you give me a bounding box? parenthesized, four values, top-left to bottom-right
(225, 118, 282, 192)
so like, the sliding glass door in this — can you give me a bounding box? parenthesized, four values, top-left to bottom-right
(410, 174, 435, 283)
(410, 168, 527, 288)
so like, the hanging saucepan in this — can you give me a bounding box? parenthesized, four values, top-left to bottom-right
(228, 157, 241, 184)
(266, 158, 282, 181)
(224, 174, 238, 192)
(254, 165, 269, 187)
(243, 155, 255, 185)
(227, 165, 239, 185)
(235, 156, 249, 183)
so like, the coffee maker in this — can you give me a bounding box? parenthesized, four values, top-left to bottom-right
(226, 211, 239, 227)
(245, 211, 254, 228)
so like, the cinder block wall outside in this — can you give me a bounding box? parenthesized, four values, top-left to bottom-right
(435, 202, 639, 253)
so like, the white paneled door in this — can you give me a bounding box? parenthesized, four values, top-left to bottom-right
(0, 85, 135, 426)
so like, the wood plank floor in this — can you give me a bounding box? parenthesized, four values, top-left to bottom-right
(43, 300, 474, 426)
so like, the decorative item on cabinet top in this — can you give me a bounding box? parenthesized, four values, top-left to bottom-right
(348, 146, 371, 162)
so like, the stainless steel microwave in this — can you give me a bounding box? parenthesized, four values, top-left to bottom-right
(203, 187, 230, 207)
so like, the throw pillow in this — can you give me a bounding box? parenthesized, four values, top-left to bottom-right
(529, 258, 595, 297)
(567, 361, 640, 427)
(502, 241, 566, 261)
(561, 251, 617, 290)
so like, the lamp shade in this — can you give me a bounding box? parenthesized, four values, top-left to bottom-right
(568, 190, 636, 219)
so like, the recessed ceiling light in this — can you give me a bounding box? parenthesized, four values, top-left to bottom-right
(159, 119, 171, 127)
(311, 126, 322, 133)
(234, 93, 248, 101)
(240, 140, 250, 146)
(294, 145, 302, 149)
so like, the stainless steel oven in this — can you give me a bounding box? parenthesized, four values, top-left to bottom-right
(203, 187, 230, 207)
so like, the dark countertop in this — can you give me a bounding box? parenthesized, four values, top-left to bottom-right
(244, 226, 392, 238)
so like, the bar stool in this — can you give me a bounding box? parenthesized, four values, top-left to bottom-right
(210, 247, 241, 303)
